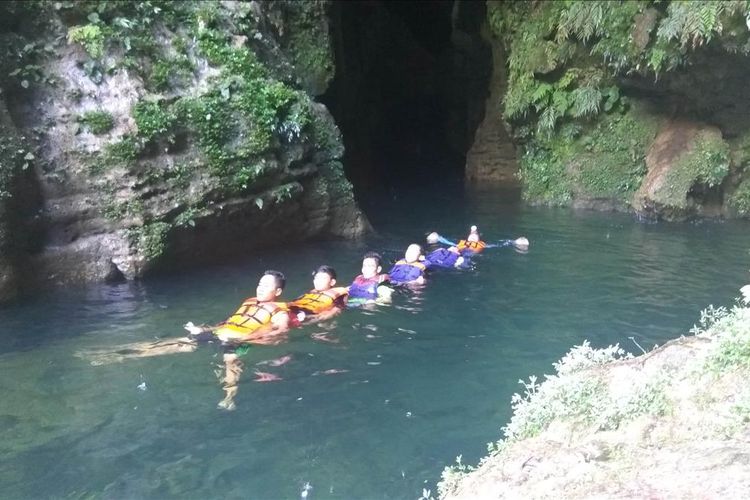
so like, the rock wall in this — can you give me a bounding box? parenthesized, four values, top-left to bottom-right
(464, 21, 518, 186)
(0, 0, 368, 298)
(483, 1, 750, 220)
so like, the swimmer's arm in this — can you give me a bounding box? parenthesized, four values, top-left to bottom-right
(184, 321, 214, 336)
(270, 310, 290, 331)
(436, 235, 457, 246)
(484, 241, 512, 249)
(313, 306, 343, 322)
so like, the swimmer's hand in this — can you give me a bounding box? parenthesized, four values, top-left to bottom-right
(377, 285, 394, 299)
(184, 321, 204, 336)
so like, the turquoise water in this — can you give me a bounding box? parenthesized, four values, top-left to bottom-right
(2, 184, 749, 499)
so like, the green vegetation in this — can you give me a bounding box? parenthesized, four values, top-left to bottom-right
(727, 179, 750, 216)
(490, 1, 750, 206)
(652, 131, 730, 209)
(78, 110, 114, 135)
(279, 0, 335, 93)
(436, 296, 750, 498)
(150, 54, 194, 91)
(519, 104, 661, 205)
(497, 341, 670, 443)
(133, 101, 175, 143)
(0, 0, 345, 272)
(67, 24, 105, 59)
(128, 221, 170, 262)
(698, 304, 750, 371)
(100, 136, 141, 171)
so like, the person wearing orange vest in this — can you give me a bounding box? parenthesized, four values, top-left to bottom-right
(184, 270, 291, 343)
(289, 265, 349, 322)
(430, 225, 530, 256)
(81, 270, 292, 410)
(184, 269, 292, 410)
(388, 243, 429, 285)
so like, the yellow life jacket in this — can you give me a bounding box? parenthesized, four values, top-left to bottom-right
(290, 287, 348, 314)
(457, 239, 486, 253)
(396, 259, 426, 270)
(214, 298, 288, 339)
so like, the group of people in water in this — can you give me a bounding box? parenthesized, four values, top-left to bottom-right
(86, 226, 529, 410)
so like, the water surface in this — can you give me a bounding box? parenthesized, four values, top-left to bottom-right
(2, 184, 749, 499)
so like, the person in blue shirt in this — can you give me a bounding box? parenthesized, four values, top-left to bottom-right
(388, 244, 429, 285)
(424, 233, 470, 269)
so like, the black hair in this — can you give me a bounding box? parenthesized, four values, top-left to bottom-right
(263, 270, 286, 289)
(363, 251, 382, 267)
(314, 265, 337, 280)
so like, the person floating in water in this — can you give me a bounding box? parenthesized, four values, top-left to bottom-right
(81, 270, 293, 411)
(424, 232, 470, 269)
(185, 269, 292, 410)
(388, 243, 429, 285)
(289, 265, 349, 322)
(347, 251, 394, 305)
(430, 225, 530, 255)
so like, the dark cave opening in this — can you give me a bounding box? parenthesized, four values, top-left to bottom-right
(322, 0, 492, 198)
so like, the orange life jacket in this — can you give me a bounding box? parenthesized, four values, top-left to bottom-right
(457, 239, 486, 253)
(214, 298, 288, 339)
(290, 287, 349, 314)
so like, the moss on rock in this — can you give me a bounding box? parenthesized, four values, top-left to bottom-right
(653, 131, 730, 209)
(519, 102, 661, 207)
(488, 1, 750, 215)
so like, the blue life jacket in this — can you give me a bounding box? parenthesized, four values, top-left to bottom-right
(348, 275, 381, 299)
(388, 259, 427, 284)
(425, 248, 459, 268)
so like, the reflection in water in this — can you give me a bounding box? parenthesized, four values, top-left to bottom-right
(1, 187, 750, 498)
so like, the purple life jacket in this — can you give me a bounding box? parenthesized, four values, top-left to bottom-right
(425, 248, 459, 268)
(348, 275, 381, 299)
(388, 259, 427, 284)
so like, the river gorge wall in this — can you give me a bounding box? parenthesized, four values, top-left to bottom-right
(5, 0, 750, 301)
(470, 0, 750, 221)
(0, 0, 368, 301)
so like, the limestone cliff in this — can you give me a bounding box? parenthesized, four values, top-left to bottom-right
(0, 0, 368, 300)
(469, 0, 750, 220)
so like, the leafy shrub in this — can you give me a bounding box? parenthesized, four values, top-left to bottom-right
(79, 110, 114, 135)
(133, 101, 175, 142)
(67, 24, 105, 58)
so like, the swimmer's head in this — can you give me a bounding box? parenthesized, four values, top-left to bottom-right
(361, 251, 382, 279)
(313, 265, 337, 291)
(258, 270, 285, 300)
(426, 232, 439, 244)
(404, 243, 423, 263)
(467, 225, 480, 242)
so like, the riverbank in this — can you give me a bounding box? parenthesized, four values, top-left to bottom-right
(436, 294, 750, 499)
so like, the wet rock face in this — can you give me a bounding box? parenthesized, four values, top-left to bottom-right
(465, 28, 518, 187)
(634, 121, 729, 220)
(0, 1, 367, 296)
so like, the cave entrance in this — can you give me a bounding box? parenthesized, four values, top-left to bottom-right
(322, 0, 492, 198)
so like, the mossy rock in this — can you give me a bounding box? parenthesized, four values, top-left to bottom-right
(726, 177, 750, 217)
(518, 102, 661, 207)
(634, 122, 729, 217)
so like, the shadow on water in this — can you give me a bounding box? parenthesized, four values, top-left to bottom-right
(2, 183, 750, 498)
